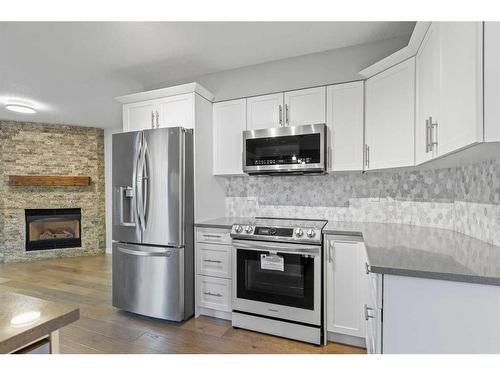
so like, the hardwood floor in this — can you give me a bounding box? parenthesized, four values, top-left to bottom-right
(0, 255, 365, 354)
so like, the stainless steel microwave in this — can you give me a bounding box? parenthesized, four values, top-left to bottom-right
(242, 124, 328, 175)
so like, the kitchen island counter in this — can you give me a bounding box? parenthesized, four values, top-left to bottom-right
(0, 290, 79, 353)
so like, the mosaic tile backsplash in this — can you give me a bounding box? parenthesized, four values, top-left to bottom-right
(225, 158, 500, 247)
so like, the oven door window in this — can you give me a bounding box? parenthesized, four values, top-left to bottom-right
(245, 133, 321, 166)
(236, 249, 315, 310)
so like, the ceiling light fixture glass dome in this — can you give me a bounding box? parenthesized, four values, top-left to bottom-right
(5, 104, 37, 114)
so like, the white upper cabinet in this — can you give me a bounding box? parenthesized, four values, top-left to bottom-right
(438, 22, 483, 156)
(485, 22, 500, 142)
(415, 23, 441, 164)
(123, 101, 156, 132)
(327, 81, 364, 172)
(365, 58, 416, 170)
(117, 82, 214, 133)
(213, 99, 247, 175)
(246, 93, 284, 130)
(156, 93, 195, 129)
(326, 237, 366, 340)
(284, 87, 326, 127)
(415, 22, 484, 164)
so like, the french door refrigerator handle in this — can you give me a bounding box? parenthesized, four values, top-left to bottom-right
(116, 246, 173, 257)
(132, 133, 143, 232)
(136, 133, 146, 233)
(142, 138, 150, 230)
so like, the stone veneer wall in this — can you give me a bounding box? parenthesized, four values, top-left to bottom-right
(225, 157, 500, 247)
(0, 120, 105, 262)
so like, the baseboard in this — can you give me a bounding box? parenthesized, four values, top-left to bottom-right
(327, 331, 366, 348)
(195, 306, 232, 321)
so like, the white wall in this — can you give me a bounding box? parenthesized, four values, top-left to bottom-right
(148, 36, 409, 102)
(104, 126, 122, 254)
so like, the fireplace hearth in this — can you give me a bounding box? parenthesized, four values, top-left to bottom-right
(25, 208, 82, 251)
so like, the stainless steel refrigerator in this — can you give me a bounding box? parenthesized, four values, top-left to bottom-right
(111, 127, 194, 322)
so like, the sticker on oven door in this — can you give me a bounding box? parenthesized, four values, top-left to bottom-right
(260, 254, 284, 271)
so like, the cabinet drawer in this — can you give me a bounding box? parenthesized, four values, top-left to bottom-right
(196, 275, 232, 312)
(196, 243, 232, 278)
(196, 227, 231, 245)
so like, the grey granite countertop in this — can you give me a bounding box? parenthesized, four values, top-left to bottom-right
(0, 290, 79, 353)
(324, 221, 500, 286)
(196, 217, 500, 287)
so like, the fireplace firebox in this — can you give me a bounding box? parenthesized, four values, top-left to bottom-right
(25, 208, 82, 251)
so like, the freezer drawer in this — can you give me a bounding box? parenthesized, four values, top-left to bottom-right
(112, 242, 186, 321)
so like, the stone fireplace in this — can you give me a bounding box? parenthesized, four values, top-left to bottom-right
(25, 208, 82, 251)
(0, 120, 105, 262)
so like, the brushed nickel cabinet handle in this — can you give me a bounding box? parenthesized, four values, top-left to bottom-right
(285, 104, 289, 125)
(430, 116, 438, 151)
(155, 111, 159, 128)
(425, 118, 430, 153)
(203, 234, 222, 238)
(204, 292, 222, 297)
(203, 259, 222, 264)
(151, 111, 154, 128)
(364, 304, 375, 320)
(365, 262, 370, 275)
(279, 105, 283, 126)
(328, 241, 334, 263)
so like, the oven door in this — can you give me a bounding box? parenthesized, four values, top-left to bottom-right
(232, 239, 321, 326)
(243, 124, 327, 175)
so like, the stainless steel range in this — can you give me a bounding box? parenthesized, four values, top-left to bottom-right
(230, 217, 327, 345)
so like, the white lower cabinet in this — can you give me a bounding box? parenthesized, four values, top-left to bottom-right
(325, 235, 367, 347)
(195, 227, 232, 320)
(196, 242, 231, 279)
(196, 275, 232, 313)
(382, 275, 500, 354)
(364, 260, 383, 354)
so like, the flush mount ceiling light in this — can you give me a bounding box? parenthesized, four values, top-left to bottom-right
(5, 103, 37, 114)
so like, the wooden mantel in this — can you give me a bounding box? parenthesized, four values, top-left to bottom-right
(8, 175, 91, 187)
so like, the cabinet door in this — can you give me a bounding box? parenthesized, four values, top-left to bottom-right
(284, 87, 326, 127)
(247, 93, 284, 130)
(365, 58, 415, 170)
(415, 23, 440, 164)
(327, 82, 364, 171)
(157, 93, 195, 129)
(326, 239, 366, 339)
(213, 99, 247, 175)
(438, 22, 483, 156)
(484, 22, 500, 142)
(123, 101, 155, 132)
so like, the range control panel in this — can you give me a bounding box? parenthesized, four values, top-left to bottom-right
(230, 224, 320, 243)
(254, 227, 293, 237)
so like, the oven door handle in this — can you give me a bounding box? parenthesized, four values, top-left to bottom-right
(232, 239, 321, 256)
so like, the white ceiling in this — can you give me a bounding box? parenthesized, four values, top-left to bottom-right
(0, 22, 415, 129)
